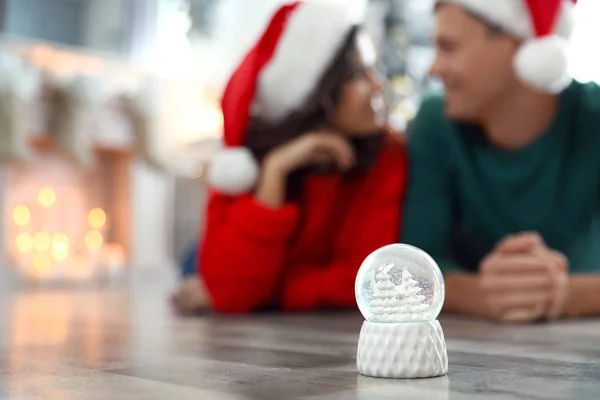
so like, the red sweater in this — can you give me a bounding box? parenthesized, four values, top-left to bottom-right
(200, 138, 407, 313)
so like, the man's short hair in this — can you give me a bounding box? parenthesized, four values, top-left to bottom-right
(434, 2, 506, 37)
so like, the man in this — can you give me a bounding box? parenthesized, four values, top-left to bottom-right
(402, 0, 600, 323)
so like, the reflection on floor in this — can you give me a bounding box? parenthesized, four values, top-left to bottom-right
(3, 269, 600, 400)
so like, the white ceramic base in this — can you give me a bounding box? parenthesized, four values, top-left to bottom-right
(356, 320, 448, 379)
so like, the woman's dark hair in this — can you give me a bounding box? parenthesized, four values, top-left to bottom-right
(244, 27, 383, 199)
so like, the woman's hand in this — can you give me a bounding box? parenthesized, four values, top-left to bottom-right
(171, 277, 212, 315)
(255, 132, 355, 207)
(264, 131, 356, 175)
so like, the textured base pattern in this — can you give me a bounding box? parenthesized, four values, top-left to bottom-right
(356, 320, 448, 379)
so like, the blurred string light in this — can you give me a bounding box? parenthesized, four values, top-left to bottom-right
(13, 206, 30, 226)
(85, 231, 104, 251)
(33, 232, 51, 252)
(38, 188, 56, 208)
(51, 234, 69, 262)
(16, 233, 33, 253)
(88, 208, 107, 229)
(10, 186, 113, 279)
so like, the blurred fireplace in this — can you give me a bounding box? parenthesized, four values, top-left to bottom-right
(0, 34, 209, 286)
(3, 140, 131, 282)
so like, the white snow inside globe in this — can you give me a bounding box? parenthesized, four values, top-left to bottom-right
(355, 243, 445, 323)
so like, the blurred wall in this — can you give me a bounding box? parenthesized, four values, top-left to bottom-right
(2, 0, 127, 54)
(4, 0, 84, 46)
(82, 0, 126, 53)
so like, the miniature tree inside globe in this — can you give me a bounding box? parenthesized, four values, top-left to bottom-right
(355, 243, 445, 323)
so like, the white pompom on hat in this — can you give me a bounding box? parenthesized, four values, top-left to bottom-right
(208, 0, 368, 196)
(435, 0, 577, 93)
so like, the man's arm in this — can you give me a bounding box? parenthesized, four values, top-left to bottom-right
(280, 142, 406, 310)
(443, 273, 488, 317)
(563, 84, 600, 317)
(565, 275, 600, 318)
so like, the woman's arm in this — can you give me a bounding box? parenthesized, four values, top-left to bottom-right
(200, 189, 299, 313)
(279, 144, 407, 310)
(201, 133, 359, 313)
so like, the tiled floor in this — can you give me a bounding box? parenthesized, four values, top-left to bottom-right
(1, 272, 600, 399)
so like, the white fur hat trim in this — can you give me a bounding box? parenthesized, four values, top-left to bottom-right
(256, 0, 368, 122)
(514, 35, 571, 93)
(207, 147, 260, 196)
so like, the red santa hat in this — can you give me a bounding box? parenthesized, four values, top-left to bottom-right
(207, 0, 368, 196)
(436, 0, 577, 93)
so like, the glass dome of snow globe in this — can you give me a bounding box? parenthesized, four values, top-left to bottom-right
(355, 243, 445, 323)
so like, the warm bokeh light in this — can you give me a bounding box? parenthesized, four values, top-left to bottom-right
(12, 205, 30, 226)
(51, 233, 70, 262)
(52, 51, 78, 76)
(28, 45, 55, 68)
(199, 107, 224, 135)
(103, 242, 126, 267)
(181, 105, 224, 145)
(79, 56, 105, 75)
(85, 231, 103, 250)
(33, 232, 51, 251)
(38, 188, 56, 208)
(16, 233, 33, 253)
(33, 253, 52, 274)
(4, 127, 132, 282)
(67, 256, 92, 280)
(88, 208, 107, 229)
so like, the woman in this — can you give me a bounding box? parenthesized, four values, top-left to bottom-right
(173, 0, 407, 314)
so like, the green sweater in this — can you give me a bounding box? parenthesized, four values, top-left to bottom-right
(402, 81, 600, 274)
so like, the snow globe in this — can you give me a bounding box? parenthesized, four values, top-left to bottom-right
(355, 243, 448, 379)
